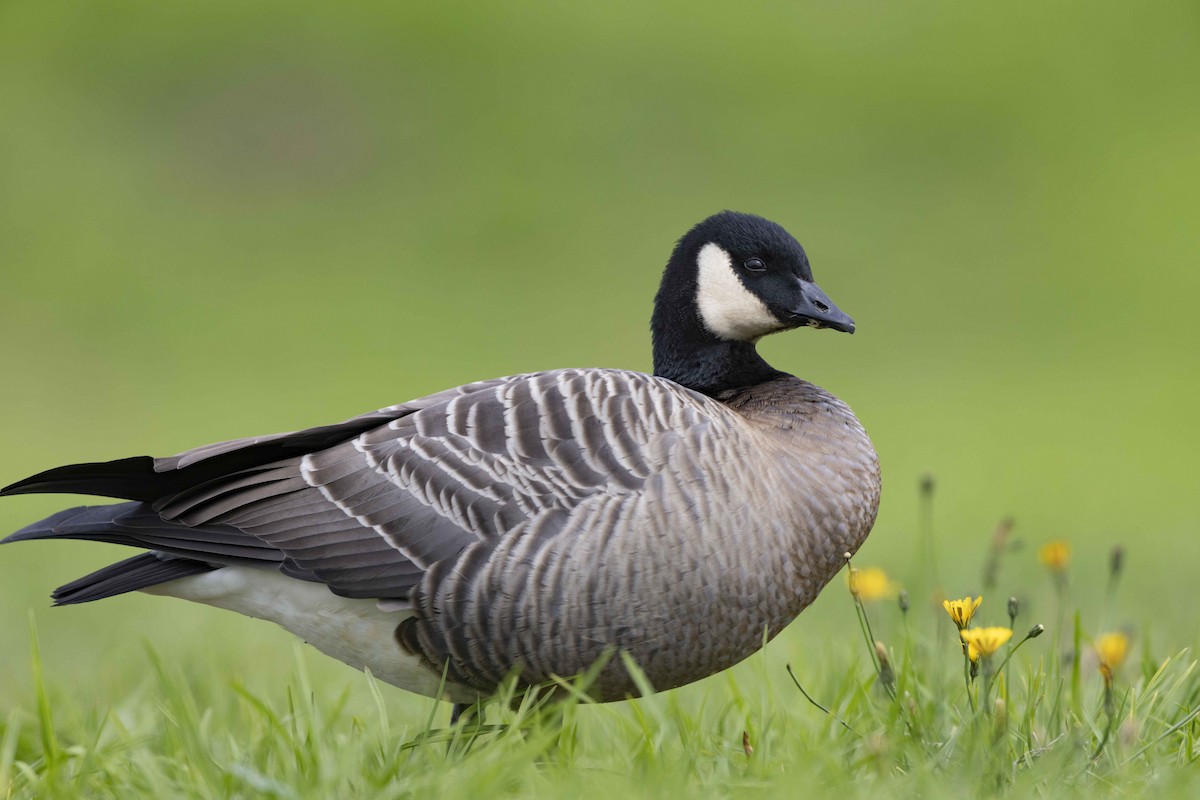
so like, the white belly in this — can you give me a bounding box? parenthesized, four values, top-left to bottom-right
(145, 566, 475, 702)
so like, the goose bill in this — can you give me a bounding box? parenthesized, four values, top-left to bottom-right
(787, 281, 855, 334)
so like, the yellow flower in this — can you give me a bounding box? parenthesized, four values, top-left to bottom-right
(1038, 540, 1071, 571)
(942, 596, 982, 630)
(1095, 632, 1129, 671)
(847, 567, 899, 601)
(960, 627, 1013, 661)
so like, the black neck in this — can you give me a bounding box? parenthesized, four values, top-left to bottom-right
(652, 333, 783, 396)
(650, 252, 784, 396)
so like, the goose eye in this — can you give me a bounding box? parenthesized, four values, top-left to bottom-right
(743, 258, 766, 272)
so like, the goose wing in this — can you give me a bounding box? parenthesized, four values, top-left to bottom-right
(4, 369, 718, 601)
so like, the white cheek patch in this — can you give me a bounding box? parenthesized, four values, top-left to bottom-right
(695, 243, 781, 341)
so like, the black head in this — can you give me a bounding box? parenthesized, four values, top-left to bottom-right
(651, 211, 855, 394)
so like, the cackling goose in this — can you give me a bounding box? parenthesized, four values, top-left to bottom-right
(2, 211, 880, 707)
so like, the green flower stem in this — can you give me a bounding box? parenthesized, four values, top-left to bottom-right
(962, 645, 976, 713)
(987, 625, 1044, 700)
(853, 596, 897, 701)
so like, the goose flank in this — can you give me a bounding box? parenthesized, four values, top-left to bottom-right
(2, 211, 881, 705)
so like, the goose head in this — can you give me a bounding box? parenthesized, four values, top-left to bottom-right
(651, 211, 854, 395)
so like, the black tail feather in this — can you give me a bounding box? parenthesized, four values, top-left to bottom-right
(1, 409, 404, 601)
(0, 457, 166, 502)
(3, 503, 144, 544)
(1, 411, 403, 504)
(2, 502, 283, 568)
(51, 552, 215, 605)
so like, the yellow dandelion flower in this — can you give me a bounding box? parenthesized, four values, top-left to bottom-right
(960, 627, 1013, 661)
(942, 596, 982, 630)
(1095, 632, 1129, 671)
(1038, 540, 1071, 571)
(847, 567, 899, 601)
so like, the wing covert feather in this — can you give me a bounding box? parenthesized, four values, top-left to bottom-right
(146, 369, 718, 599)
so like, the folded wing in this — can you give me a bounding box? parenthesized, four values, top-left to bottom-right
(3, 370, 714, 602)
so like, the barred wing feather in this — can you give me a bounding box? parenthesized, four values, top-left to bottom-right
(7, 370, 718, 603)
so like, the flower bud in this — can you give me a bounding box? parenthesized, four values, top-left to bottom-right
(875, 641, 895, 692)
(1110, 546, 1125, 578)
(993, 698, 1008, 738)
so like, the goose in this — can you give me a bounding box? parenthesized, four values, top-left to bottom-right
(2, 211, 880, 713)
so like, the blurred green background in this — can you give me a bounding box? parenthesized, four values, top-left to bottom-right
(1, 0, 1197, 710)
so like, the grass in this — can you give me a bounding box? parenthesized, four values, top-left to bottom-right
(2, 485, 1198, 799)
